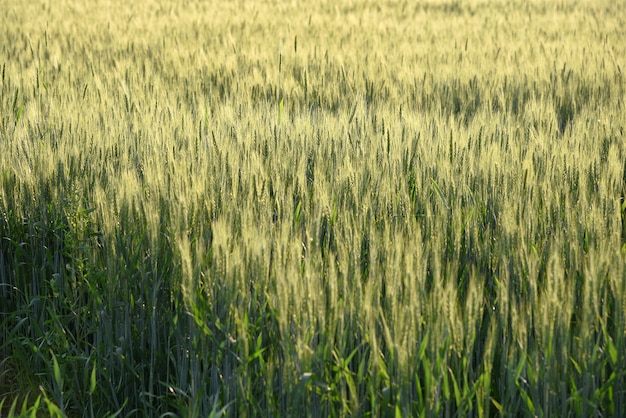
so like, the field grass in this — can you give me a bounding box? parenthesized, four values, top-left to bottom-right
(1, 0, 626, 416)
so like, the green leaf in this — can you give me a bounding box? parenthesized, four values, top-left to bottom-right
(344, 346, 360, 369)
(395, 404, 402, 418)
(449, 368, 462, 408)
(248, 335, 266, 363)
(417, 332, 429, 362)
(29, 395, 41, 418)
(491, 398, 503, 413)
(518, 387, 535, 415)
(344, 370, 357, 408)
(294, 200, 302, 223)
(440, 359, 450, 401)
(431, 179, 449, 210)
(15, 104, 24, 125)
(42, 394, 64, 417)
(607, 339, 618, 366)
(7, 396, 18, 416)
(90, 361, 97, 395)
(51, 351, 62, 391)
(514, 354, 526, 380)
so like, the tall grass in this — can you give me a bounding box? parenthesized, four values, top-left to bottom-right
(1, 0, 625, 416)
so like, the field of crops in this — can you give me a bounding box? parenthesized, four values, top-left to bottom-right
(1, 0, 625, 416)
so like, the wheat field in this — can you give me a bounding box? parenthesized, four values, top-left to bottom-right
(1, 0, 626, 416)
